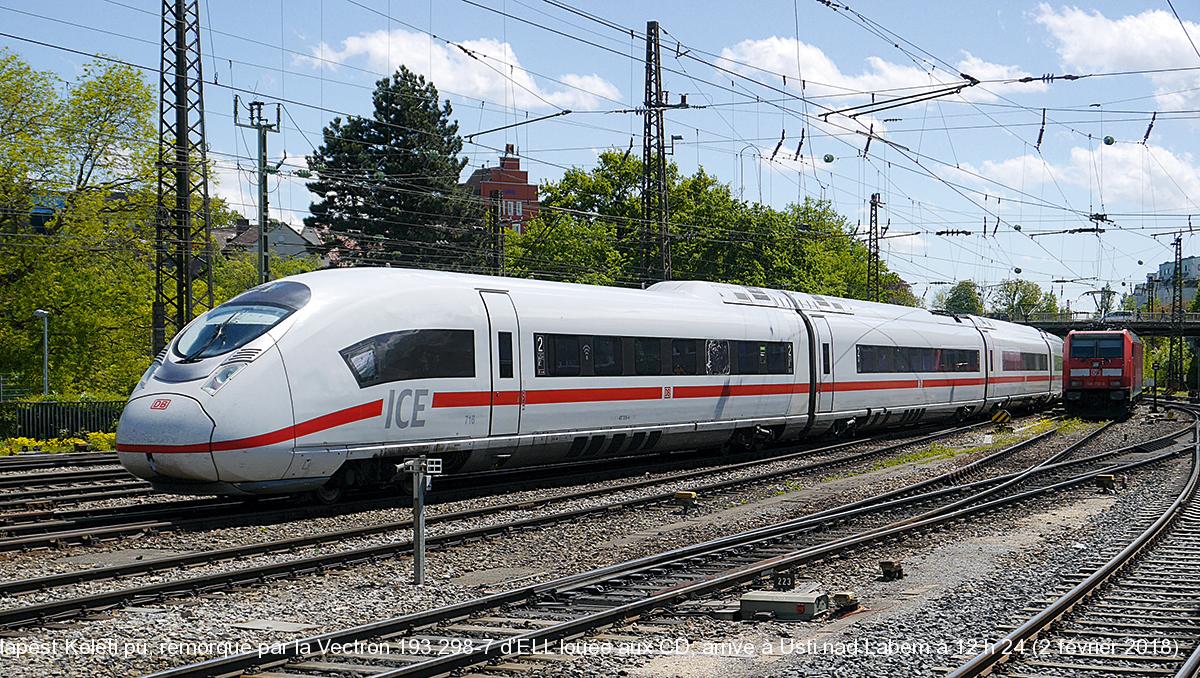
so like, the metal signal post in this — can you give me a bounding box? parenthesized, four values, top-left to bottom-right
(399, 456, 442, 585)
(235, 97, 280, 285)
(867, 192, 883, 303)
(641, 20, 688, 284)
(1170, 235, 1185, 390)
(153, 0, 213, 353)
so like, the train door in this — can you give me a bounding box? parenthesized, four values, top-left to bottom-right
(813, 316, 836, 413)
(479, 291, 522, 436)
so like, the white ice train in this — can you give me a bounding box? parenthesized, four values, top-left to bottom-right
(116, 269, 1063, 501)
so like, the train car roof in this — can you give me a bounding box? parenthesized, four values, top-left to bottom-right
(277, 268, 1057, 342)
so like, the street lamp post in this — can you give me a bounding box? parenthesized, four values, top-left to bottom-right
(33, 309, 49, 395)
(1152, 362, 1161, 412)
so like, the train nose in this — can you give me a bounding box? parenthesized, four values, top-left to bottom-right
(116, 394, 219, 482)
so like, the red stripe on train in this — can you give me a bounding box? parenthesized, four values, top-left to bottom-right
(115, 399, 383, 455)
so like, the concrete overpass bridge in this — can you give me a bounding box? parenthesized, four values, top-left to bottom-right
(1025, 311, 1200, 337)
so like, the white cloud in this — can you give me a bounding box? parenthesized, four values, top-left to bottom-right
(210, 165, 251, 220)
(714, 37, 1047, 112)
(964, 143, 1200, 211)
(296, 29, 620, 111)
(888, 232, 928, 256)
(1034, 4, 1200, 109)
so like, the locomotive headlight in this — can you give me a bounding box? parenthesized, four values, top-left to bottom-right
(135, 360, 161, 392)
(201, 362, 247, 395)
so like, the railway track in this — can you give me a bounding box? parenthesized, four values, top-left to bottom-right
(141, 411, 1195, 678)
(0, 419, 990, 550)
(0, 466, 132, 489)
(0, 420, 1004, 627)
(0, 451, 119, 473)
(948, 410, 1200, 678)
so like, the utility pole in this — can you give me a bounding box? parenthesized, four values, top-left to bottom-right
(641, 21, 687, 284)
(1170, 235, 1185, 390)
(33, 310, 49, 395)
(867, 192, 883, 303)
(489, 189, 504, 275)
(235, 97, 280, 285)
(153, 0, 213, 353)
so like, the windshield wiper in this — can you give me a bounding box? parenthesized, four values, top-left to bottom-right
(179, 310, 243, 363)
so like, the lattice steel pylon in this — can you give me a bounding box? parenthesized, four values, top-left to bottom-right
(1169, 234, 1185, 389)
(867, 192, 882, 303)
(152, 0, 213, 353)
(641, 20, 669, 284)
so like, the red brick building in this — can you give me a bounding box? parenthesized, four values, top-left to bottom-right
(463, 144, 539, 233)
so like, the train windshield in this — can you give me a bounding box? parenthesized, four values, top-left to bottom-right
(1069, 333, 1124, 359)
(173, 280, 310, 361)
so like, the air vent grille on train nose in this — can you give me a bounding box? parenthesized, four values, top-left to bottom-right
(222, 348, 263, 364)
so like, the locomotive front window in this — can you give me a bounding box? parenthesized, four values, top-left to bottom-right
(1070, 334, 1123, 359)
(1097, 338, 1124, 358)
(174, 305, 291, 362)
(172, 280, 310, 362)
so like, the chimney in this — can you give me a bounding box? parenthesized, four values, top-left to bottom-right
(500, 143, 520, 170)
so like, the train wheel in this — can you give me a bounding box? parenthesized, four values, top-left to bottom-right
(311, 483, 344, 505)
(726, 428, 758, 454)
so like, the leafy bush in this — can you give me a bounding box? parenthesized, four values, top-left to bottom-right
(1, 433, 114, 455)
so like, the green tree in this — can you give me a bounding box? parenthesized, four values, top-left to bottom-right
(304, 66, 483, 267)
(506, 150, 912, 304)
(212, 251, 323, 303)
(0, 52, 159, 397)
(932, 280, 984, 315)
(0, 50, 290, 398)
(987, 279, 1055, 321)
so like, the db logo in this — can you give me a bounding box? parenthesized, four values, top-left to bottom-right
(150, 399, 172, 410)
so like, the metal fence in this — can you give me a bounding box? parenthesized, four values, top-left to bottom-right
(1028, 311, 1200, 324)
(0, 401, 126, 439)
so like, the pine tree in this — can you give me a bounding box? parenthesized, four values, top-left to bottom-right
(304, 66, 483, 267)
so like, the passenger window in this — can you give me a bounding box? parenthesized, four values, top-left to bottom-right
(498, 332, 513, 379)
(553, 335, 580, 376)
(340, 329, 474, 388)
(671, 339, 699, 375)
(706, 339, 730, 375)
(593, 336, 623, 376)
(766, 343, 792, 374)
(857, 345, 978, 373)
(734, 341, 763, 375)
(634, 338, 661, 375)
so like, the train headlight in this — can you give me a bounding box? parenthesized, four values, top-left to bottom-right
(135, 360, 161, 392)
(1109, 380, 1122, 387)
(201, 362, 248, 395)
(1070, 379, 1082, 387)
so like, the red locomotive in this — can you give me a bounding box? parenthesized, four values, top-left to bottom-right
(1063, 329, 1143, 416)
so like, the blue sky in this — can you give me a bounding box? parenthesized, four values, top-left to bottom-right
(6, 0, 1200, 308)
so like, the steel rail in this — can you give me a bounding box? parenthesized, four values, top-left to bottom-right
(0, 421, 992, 618)
(0, 452, 119, 472)
(948, 406, 1200, 677)
(1178, 642, 1200, 678)
(0, 467, 131, 489)
(144, 431, 1192, 678)
(0, 420, 981, 551)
